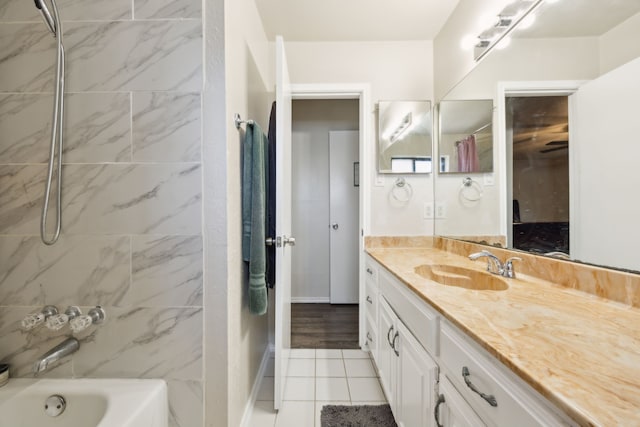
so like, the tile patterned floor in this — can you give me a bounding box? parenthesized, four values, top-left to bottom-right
(249, 348, 388, 427)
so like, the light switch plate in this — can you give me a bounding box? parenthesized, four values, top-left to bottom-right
(375, 174, 384, 187)
(435, 201, 447, 219)
(483, 174, 495, 186)
(424, 202, 434, 219)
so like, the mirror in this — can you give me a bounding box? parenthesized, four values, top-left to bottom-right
(435, 0, 640, 272)
(438, 100, 493, 173)
(378, 101, 433, 174)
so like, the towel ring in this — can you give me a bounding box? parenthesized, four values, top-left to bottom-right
(392, 178, 413, 203)
(460, 177, 483, 202)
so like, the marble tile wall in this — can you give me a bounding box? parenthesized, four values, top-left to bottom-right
(0, 1, 203, 426)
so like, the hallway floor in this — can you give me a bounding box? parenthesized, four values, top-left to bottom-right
(250, 348, 387, 426)
(291, 304, 359, 349)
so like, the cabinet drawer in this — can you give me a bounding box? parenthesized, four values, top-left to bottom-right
(379, 268, 439, 357)
(365, 315, 377, 353)
(440, 322, 569, 427)
(365, 281, 378, 321)
(365, 256, 378, 286)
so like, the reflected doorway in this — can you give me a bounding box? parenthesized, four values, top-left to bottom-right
(507, 96, 570, 255)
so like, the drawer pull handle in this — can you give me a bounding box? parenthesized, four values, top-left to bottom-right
(392, 331, 399, 356)
(434, 394, 445, 427)
(387, 325, 394, 346)
(366, 268, 373, 275)
(366, 296, 373, 304)
(462, 366, 498, 407)
(367, 332, 373, 342)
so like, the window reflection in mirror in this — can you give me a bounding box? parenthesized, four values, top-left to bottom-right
(378, 101, 433, 174)
(438, 100, 493, 173)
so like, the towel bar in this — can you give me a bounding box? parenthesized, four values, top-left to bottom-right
(234, 113, 255, 129)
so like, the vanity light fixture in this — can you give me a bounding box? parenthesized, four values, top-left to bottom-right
(473, 0, 544, 62)
(389, 112, 412, 143)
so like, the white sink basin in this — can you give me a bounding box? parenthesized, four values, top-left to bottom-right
(0, 378, 167, 427)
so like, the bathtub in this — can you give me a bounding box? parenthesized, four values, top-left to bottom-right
(0, 378, 167, 427)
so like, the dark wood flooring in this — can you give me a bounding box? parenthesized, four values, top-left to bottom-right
(291, 303, 359, 349)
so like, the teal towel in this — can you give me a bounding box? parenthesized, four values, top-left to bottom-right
(242, 122, 268, 316)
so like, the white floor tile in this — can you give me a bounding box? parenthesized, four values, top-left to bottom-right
(257, 376, 275, 401)
(342, 349, 370, 359)
(315, 358, 346, 377)
(344, 358, 377, 377)
(315, 401, 351, 427)
(287, 358, 315, 377)
(348, 377, 386, 402)
(290, 349, 315, 359)
(275, 401, 315, 427)
(250, 400, 277, 427)
(283, 377, 315, 401)
(315, 349, 342, 359)
(316, 377, 350, 401)
(265, 357, 275, 377)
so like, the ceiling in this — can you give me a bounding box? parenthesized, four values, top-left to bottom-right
(253, 0, 460, 42)
(517, 0, 640, 38)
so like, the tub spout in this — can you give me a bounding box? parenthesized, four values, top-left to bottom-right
(33, 337, 79, 375)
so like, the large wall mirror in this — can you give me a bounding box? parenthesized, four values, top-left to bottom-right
(378, 101, 433, 174)
(434, 0, 640, 272)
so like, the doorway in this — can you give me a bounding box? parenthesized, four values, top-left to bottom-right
(507, 96, 570, 255)
(290, 99, 360, 349)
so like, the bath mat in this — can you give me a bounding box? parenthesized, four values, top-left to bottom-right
(320, 404, 398, 427)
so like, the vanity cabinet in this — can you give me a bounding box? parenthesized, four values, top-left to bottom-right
(364, 254, 574, 427)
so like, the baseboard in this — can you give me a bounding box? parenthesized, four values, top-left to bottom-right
(291, 297, 330, 303)
(239, 345, 273, 427)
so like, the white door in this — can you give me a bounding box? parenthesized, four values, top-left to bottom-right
(438, 377, 487, 427)
(377, 298, 397, 410)
(329, 131, 359, 304)
(274, 35, 293, 411)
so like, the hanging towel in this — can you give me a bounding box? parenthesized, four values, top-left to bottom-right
(242, 121, 268, 315)
(266, 101, 277, 288)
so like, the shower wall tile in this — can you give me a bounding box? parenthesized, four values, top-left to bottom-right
(0, 307, 73, 378)
(129, 235, 203, 307)
(0, 165, 46, 234)
(167, 380, 204, 427)
(0, 236, 130, 307)
(73, 307, 203, 379)
(132, 92, 201, 163)
(0, 93, 131, 164)
(65, 21, 202, 92)
(62, 163, 202, 235)
(64, 93, 132, 163)
(134, 0, 201, 20)
(0, 94, 52, 163)
(0, 23, 56, 92)
(0, 0, 131, 22)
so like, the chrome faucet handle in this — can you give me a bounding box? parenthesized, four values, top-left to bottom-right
(22, 305, 59, 331)
(469, 250, 503, 275)
(45, 306, 81, 331)
(70, 306, 106, 333)
(503, 257, 522, 278)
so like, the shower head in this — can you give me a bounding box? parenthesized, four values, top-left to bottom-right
(34, 0, 57, 36)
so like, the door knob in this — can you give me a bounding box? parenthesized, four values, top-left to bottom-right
(332, 223, 339, 230)
(283, 236, 296, 246)
(265, 237, 275, 246)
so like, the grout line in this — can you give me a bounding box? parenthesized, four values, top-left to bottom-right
(129, 92, 134, 161)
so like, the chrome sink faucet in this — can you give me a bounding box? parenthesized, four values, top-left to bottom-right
(469, 250, 522, 278)
(33, 337, 79, 375)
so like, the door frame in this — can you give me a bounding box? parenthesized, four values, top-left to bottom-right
(496, 81, 583, 250)
(290, 83, 372, 348)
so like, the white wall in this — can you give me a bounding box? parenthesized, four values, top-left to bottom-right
(571, 56, 640, 271)
(599, 11, 640, 75)
(204, 0, 272, 425)
(285, 41, 436, 236)
(291, 100, 359, 301)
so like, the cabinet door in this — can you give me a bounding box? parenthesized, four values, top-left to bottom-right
(377, 298, 397, 409)
(436, 377, 486, 427)
(396, 321, 439, 427)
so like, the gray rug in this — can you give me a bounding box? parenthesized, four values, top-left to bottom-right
(320, 404, 398, 427)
